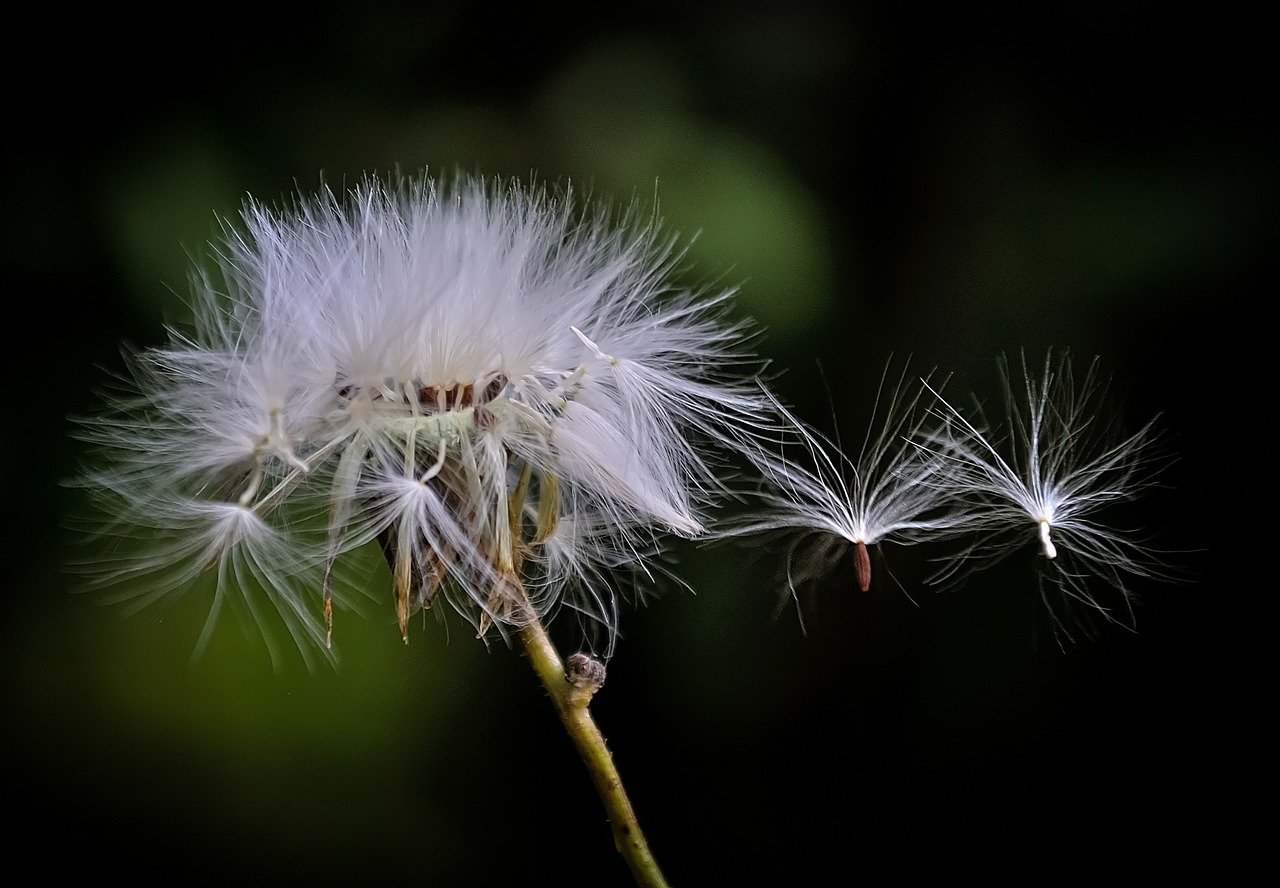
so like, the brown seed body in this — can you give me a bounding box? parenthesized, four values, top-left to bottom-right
(853, 539, 871, 592)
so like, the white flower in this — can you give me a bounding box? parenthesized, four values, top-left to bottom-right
(927, 350, 1172, 641)
(722, 362, 970, 629)
(74, 173, 778, 664)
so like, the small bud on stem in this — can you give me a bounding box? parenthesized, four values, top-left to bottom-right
(567, 652, 607, 693)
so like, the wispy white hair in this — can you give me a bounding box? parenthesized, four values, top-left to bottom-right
(73, 172, 781, 665)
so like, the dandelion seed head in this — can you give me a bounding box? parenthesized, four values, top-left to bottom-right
(71, 171, 779, 664)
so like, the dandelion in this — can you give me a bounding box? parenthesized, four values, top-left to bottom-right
(75, 172, 774, 654)
(927, 350, 1172, 641)
(73, 172, 784, 886)
(723, 361, 970, 629)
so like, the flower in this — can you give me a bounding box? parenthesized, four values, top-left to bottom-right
(721, 361, 970, 628)
(73, 173, 778, 665)
(927, 350, 1172, 641)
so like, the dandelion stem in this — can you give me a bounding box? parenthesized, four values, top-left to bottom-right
(517, 616, 669, 888)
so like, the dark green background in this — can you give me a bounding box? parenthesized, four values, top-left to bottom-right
(5, 3, 1261, 882)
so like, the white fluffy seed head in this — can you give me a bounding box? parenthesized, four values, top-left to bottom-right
(71, 172, 781, 665)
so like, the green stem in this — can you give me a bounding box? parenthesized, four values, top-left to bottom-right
(518, 617, 670, 888)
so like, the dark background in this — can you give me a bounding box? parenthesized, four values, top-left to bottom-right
(5, 2, 1264, 882)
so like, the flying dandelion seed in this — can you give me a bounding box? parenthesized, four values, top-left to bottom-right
(927, 350, 1175, 642)
(721, 360, 972, 630)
